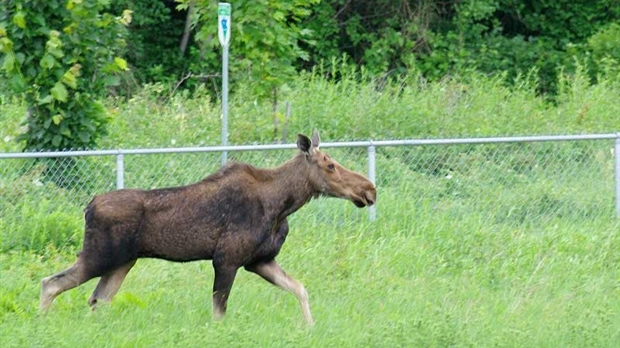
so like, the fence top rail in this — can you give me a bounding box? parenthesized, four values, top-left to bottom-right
(0, 133, 618, 159)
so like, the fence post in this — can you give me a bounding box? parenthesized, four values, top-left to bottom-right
(368, 144, 376, 221)
(116, 153, 124, 190)
(615, 133, 620, 217)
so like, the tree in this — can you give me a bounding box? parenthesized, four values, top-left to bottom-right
(178, 0, 318, 140)
(0, 0, 131, 151)
(110, 0, 190, 85)
(298, 0, 620, 93)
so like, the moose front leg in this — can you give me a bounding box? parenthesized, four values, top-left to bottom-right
(212, 263, 238, 321)
(245, 259, 314, 325)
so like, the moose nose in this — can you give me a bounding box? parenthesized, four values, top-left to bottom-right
(365, 188, 377, 206)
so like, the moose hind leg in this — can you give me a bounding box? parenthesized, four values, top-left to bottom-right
(88, 260, 137, 308)
(40, 260, 92, 311)
(245, 260, 314, 325)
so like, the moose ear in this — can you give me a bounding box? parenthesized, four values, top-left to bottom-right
(297, 133, 312, 153)
(311, 130, 320, 148)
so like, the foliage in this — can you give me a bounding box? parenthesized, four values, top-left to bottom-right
(178, 0, 318, 106)
(0, 0, 130, 151)
(67, 0, 620, 101)
(587, 23, 620, 65)
(2, 62, 618, 153)
(110, 0, 189, 85)
(300, 0, 446, 75)
(570, 22, 620, 82)
(300, 0, 620, 93)
(159, 62, 619, 144)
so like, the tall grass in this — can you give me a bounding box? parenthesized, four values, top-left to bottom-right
(1, 200, 618, 347)
(1, 143, 618, 346)
(0, 68, 619, 346)
(2, 64, 618, 152)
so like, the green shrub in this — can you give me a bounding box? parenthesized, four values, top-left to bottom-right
(0, 0, 130, 151)
(0, 196, 82, 253)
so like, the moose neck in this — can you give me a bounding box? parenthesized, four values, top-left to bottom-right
(262, 153, 318, 220)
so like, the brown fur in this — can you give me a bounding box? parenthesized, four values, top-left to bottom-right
(39, 131, 376, 325)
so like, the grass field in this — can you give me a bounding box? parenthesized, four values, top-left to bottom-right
(1, 205, 618, 347)
(1, 68, 619, 347)
(1, 164, 619, 347)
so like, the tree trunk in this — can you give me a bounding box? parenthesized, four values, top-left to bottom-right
(179, 1, 195, 56)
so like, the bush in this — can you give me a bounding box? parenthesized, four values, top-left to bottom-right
(0, 0, 131, 151)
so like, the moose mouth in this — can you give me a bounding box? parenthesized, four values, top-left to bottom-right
(353, 199, 367, 208)
(352, 191, 376, 208)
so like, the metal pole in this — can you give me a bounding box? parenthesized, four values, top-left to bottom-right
(116, 153, 124, 190)
(368, 144, 376, 221)
(615, 133, 620, 217)
(221, 43, 229, 165)
(218, 2, 231, 166)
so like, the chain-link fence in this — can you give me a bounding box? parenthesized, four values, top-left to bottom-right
(1, 134, 619, 252)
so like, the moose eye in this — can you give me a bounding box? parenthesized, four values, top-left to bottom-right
(327, 164, 335, 171)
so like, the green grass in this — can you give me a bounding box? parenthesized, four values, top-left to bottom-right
(2, 67, 619, 153)
(1, 68, 619, 346)
(1, 205, 618, 347)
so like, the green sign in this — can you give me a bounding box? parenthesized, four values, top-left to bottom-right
(218, 5, 231, 16)
(218, 3, 232, 46)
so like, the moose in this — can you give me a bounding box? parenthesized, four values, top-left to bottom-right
(39, 131, 376, 324)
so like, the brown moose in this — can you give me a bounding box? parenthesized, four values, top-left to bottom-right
(39, 131, 376, 325)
